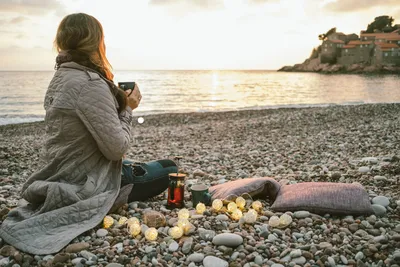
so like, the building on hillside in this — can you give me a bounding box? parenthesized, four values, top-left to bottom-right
(372, 43, 400, 65)
(338, 44, 356, 65)
(345, 33, 359, 42)
(347, 41, 374, 64)
(385, 34, 400, 45)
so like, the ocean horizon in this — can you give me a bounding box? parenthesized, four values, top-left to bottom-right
(1, 70, 400, 126)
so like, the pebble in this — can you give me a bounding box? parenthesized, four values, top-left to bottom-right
(169, 241, 179, 252)
(355, 251, 364, 260)
(271, 265, 285, 267)
(254, 255, 263, 265)
(216, 214, 229, 221)
(291, 256, 306, 265)
(212, 233, 243, 247)
(203, 256, 229, 267)
(358, 166, 369, 173)
(198, 228, 216, 241)
(65, 242, 90, 253)
(293, 211, 310, 219)
(290, 249, 302, 258)
(182, 238, 193, 254)
(105, 264, 124, 267)
(188, 253, 205, 263)
(372, 196, 390, 207)
(96, 229, 108, 237)
(371, 204, 387, 216)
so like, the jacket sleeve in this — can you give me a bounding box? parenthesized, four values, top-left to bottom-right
(76, 80, 133, 161)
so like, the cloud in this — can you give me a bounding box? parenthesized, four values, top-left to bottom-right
(324, 0, 399, 12)
(0, 0, 66, 15)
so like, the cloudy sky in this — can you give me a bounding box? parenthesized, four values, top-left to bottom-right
(0, 0, 399, 70)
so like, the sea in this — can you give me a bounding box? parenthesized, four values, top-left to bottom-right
(1, 70, 400, 125)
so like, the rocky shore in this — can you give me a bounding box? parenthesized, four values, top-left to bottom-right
(0, 103, 399, 267)
(278, 58, 400, 74)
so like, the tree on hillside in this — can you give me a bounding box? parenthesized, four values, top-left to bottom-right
(318, 27, 336, 41)
(366, 15, 394, 33)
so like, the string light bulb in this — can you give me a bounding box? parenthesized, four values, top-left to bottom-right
(279, 214, 292, 227)
(103, 216, 114, 229)
(177, 218, 189, 230)
(169, 226, 184, 239)
(231, 209, 243, 220)
(129, 223, 141, 237)
(196, 202, 206, 214)
(268, 216, 280, 227)
(178, 209, 190, 219)
(244, 209, 257, 224)
(235, 196, 246, 209)
(212, 199, 223, 211)
(145, 227, 158, 241)
(118, 217, 128, 225)
(126, 217, 140, 227)
(227, 202, 238, 213)
(252, 201, 262, 212)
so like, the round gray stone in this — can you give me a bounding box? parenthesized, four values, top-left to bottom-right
(371, 204, 387, 217)
(355, 251, 364, 260)
(358, 166, 369, 173)
(372, 196, 390, 207)
(188, 253, 205, 263)
(216, 215, 229, 221)
(169, 241, 179, 252)
(212, 233, 243, 247)
(293, 211, 310, 219)
(203, 256, 228, 267)
(96, 229, 108, 237)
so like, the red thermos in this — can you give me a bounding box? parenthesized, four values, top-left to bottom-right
(167, 173, 186, 209)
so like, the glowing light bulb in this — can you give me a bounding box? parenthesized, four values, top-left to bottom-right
(227, 202, 238, 213)
(244, 209, 257, 224)
(169, 226, 184, 239)
(103, 216, 114, 229)
(178, 209, 190, 219)
(196, 203, 206, 214)
(252, 201, 262, 212)
(236, 197, 246, 209)
(118, 217, 128, 225)
(177, 218, 189, 230)
(268, 216, 280, 227)
(145, 227, 158, 241)
(212, 199, 223, 211)
(129, 223, 141, 237)
(279, 214, 292, 227)
(138, 117, 144, 124)
(231, 209, 243, 220)
(126, 217, 140, 227)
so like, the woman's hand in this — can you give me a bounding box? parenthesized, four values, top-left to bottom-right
(125, 83, 142, 110)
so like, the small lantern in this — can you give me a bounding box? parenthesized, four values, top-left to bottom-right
(252, 201, 262, 212)
(236, 197, 246, 209)
(145, 227, 158, 241)
(169, 226, 184, 239)
(103, 216, 114, 229)
(231, 209, 243, 220)
(129, 223, 141, 237)
(268, 215, 280, 227)
(178, 208, 190, 219)
(118, 217, 128, 225)
(212, 199, 223, 211)
(227, 202, 238, 213)
(196, 202, 206, 214)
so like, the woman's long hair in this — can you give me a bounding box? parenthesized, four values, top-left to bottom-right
(54, 13, 127, 113)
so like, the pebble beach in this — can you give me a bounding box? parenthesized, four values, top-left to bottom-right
(0, 103, 399, 267)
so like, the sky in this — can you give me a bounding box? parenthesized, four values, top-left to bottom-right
(0, 0, 399, 70)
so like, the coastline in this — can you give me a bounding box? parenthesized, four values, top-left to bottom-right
(0, 103, 399, 265)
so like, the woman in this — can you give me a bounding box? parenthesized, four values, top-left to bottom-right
(0, 13, 177, 255)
